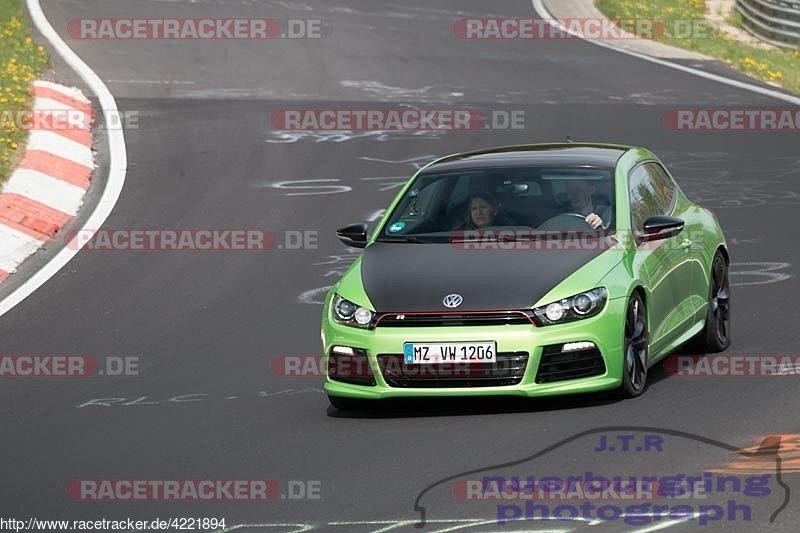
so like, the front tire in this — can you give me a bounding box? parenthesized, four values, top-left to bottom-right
(619, 292, 649, 398)
(687, 252, 731, 353)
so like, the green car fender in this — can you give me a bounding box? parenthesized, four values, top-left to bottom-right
(325, 255, 374, 312)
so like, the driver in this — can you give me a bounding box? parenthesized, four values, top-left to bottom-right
(565, 179, 611, 230)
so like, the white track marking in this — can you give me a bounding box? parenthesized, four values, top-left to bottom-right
(298, 285, 332, 304)
(220, 524, 312, 533)
(426, 519, 573, 532)
(3, 169, 86, 215)
(218, 515, 694, 532)
(365, 209, 386, 222)
(532, 0, 800, 105)
(730, 262, 791, 286)
(629, 512, 703, 532)
(0, 0, 127, 318)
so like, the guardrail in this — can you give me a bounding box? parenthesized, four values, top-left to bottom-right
(736, 0, 800, 49)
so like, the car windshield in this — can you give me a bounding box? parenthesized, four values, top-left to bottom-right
(378, 166, 615, 242)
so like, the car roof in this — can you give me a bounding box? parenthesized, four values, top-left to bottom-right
(427, 143, 632, 172)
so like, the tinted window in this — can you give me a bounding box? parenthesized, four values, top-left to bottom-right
(645, 162, 675, 210)
(379, 166, 616, 241)
(628, 163, 673, 231)
(393, 175, 447, 221)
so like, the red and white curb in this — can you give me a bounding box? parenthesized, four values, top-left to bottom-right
(0, 80, 94, 282)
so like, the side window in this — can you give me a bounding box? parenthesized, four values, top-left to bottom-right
(404, 178, 443, 217)
(644, 163, 676, 213)
(628, 165, 665, 231)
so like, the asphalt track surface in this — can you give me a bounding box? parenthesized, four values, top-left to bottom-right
(1, 1, 799, 532)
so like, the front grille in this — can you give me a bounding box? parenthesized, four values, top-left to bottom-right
(375, 311, 534, 328)
(376, 352, 528, 388)
(535, 344, 606, 384)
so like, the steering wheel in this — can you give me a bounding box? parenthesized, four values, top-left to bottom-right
(537, 212, 594, 230)
(562, 212, 591, 222)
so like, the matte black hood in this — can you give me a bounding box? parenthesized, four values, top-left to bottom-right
(360, 241, 607, 312)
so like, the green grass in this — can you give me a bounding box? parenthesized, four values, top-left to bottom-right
(0, 0, 49, 182)
(595, 0, 800, 95)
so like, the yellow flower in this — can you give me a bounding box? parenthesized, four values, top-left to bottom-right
(10, 142, 18, 149)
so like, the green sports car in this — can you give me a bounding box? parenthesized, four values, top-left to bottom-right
(321, 143, 730, 409)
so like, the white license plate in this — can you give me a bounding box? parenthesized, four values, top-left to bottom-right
(403, 342, 496, 364)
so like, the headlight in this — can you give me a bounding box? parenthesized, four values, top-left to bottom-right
(532, 288, 608, 326)
(332, 294, 375, 329)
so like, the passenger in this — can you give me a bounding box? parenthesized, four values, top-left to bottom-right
(455, 193, 513, 230)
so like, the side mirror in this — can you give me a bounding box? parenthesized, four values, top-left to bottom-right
(336, 223, 368, 248)
(640, 215, 684, 242)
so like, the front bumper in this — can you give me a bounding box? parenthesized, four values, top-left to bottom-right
(322, 297, 626, 400)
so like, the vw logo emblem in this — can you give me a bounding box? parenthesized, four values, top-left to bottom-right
(442, 293, 463, 308)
